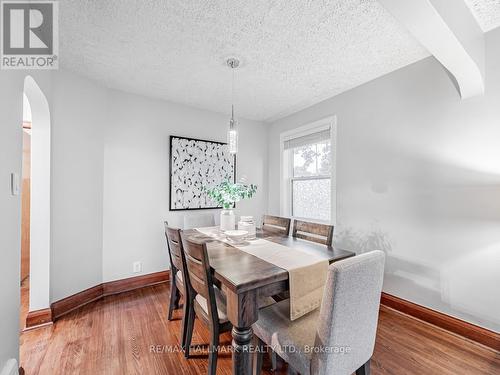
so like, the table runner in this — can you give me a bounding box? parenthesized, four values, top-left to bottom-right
(196, 227, 329, 321)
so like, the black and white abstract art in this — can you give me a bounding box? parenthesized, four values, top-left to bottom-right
(169, 136, 236, 210)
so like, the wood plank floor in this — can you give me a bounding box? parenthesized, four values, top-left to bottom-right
(20, 276, 29, 330)
(20, 283, 500, 375)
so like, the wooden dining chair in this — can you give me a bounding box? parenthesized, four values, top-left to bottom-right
(180, 234, 232, 375)
(292, 219, 334, 246)
(262, 215, 291, 236)
(164, 223, 191, 351)
(253, 251, 386, 375)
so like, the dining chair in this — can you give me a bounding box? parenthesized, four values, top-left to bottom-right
(180, 233, 232, 375)
(183, 213, 215, 229)
(292, 219, 334, 246)
(253, 250, 385, 375)
(262, 215, 291, 236)
(164, 223, 191, 351)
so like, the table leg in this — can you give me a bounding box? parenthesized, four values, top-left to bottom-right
(232, 326, 253, 374)
(226, 288, 258, 375)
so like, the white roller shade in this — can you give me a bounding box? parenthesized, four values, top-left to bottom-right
(283, 128, 330, 150)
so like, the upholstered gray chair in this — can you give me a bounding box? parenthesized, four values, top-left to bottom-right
(253, 250, 385, 375)
(183, 213, 215, 229)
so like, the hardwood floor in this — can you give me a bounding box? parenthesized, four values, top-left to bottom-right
(20, 276, 29, 330)
(20, 283, 500, 375)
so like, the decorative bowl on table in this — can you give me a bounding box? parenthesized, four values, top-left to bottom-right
(225, 230, 248, 244)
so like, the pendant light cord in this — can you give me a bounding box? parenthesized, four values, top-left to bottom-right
(227, 57, 239, 130)
(231, 66, 235, 122)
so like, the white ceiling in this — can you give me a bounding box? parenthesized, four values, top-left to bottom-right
(464, 0, 500, 32)
(58, 1, 498, 122)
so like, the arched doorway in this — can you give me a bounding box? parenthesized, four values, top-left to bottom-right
(22, 76, 51, 328)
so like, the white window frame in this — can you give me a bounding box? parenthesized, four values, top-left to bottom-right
(279, 116, 337, 225)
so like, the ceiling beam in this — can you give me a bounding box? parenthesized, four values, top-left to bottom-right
(379, 0, 484, 99)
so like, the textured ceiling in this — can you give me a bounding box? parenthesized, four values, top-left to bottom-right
(464, 0, 500, 32)
(59, 0, 432, 121)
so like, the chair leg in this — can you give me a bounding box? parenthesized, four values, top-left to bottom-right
(184, 302, 195, 359)
(180, 292, 191, 351)
(173, 286, 181, 309)
(252, 337, 264, 375)
(271, 350, 277, 371)
(208, 325, 220, 375)
(168, 277, 179, 321)
(355, 360, 371, 375)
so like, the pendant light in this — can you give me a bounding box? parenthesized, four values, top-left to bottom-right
(227, 57, 239, 154)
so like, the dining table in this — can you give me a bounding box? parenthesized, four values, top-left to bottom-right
(182, 228, 356, 375)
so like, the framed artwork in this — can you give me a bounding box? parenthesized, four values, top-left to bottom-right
(169, 135, 236, 210)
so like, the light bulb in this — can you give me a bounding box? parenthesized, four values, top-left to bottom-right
(228, 128, 238, 154)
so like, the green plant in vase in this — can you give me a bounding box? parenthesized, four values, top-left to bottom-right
(206, 180, 257, 230)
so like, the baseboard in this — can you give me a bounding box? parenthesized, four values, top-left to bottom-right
(103, 270, 170, 296)
(381, 292, 500, 351)
(40, 270, 170, 322)
(25, 308, 53, 328)
(51, 284, 104, 320)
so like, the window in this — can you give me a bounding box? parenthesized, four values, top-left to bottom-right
(281, 118, 335, 223)
(291, 141, 331, 221)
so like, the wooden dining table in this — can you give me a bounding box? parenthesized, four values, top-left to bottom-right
(182, 228, 356, 375)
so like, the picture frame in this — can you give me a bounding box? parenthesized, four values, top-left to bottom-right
(169, 135, 236, 211)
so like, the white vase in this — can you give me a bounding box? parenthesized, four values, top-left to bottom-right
(220, 209, 236, 231)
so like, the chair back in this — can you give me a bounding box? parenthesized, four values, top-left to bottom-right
(183, 214, 215, 229)
(180, 234, 219, 321)
(292, 219, 333, 246)
(311, 250, 385, 375)
(262, 215, 291, 236)
(164, 223, 185, 275)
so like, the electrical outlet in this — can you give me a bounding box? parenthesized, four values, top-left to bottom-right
(133, 261, 142, 274)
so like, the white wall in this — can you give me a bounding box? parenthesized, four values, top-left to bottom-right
(102, 89, 268, 282)
(49, 71, 107, 301)
(0, 71, 24, 372)
(268, 28, 500, 332)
